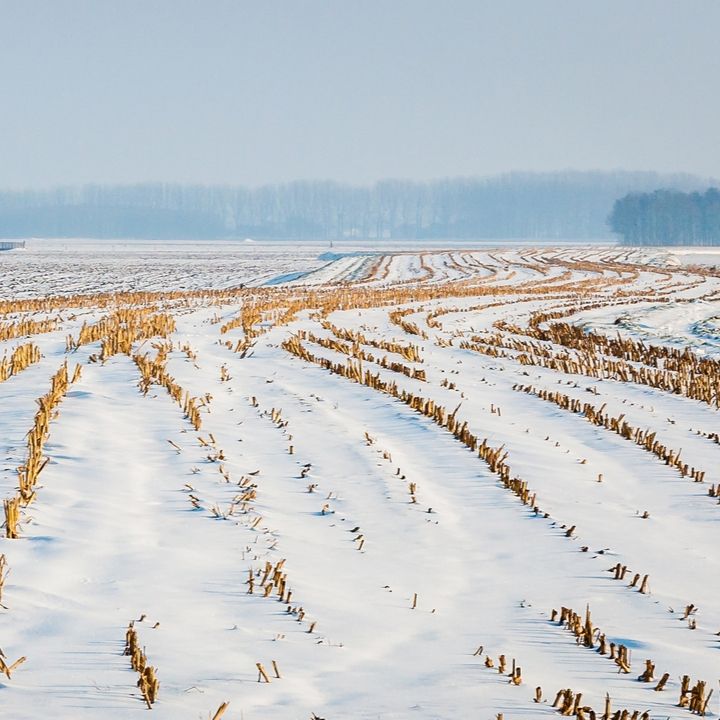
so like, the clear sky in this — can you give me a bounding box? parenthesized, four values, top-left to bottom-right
(1, 0, 718, 188)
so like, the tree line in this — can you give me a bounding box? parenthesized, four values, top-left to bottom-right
(609, 188, 720, 246)
(0, 171, 712, 240)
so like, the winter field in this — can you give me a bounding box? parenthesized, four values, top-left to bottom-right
(1, 241, 720, 720)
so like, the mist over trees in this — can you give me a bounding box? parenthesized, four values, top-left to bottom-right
(0, 171, 713, 241)
(609, 189, 720, 246)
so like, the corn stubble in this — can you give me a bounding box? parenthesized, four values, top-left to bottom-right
(124, 622, 159, 707)
(1, 251, 717, 716)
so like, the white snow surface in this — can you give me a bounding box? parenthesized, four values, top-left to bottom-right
(0, 241, 719, 720)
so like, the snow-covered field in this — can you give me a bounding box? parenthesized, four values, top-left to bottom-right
(1, 241, 720, 720)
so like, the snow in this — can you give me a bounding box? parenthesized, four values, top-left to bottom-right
(1, 242, 719, 719)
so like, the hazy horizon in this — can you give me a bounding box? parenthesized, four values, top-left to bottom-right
(1, 0, 718, 189)
(2, 169, 719, 195)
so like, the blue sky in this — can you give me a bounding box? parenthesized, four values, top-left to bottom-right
(1, 0, 718, 187)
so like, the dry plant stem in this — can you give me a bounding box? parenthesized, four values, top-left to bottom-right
(0, 553, 8, 604)
(0, 343, 41, 382)
(211, 703, 230, 720)
(17, 361, 73, 506)
(256, 663, 271, 683)
(124, 622, 159, 706)
(3, 497, 21, 539)
(0, 655, 27, 679)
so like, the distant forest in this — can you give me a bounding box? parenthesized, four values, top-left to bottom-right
(0, 171, 715, 241)
(609, 189, 720, 246)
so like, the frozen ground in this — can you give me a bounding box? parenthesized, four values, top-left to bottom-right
(0, 242, 719, 720)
